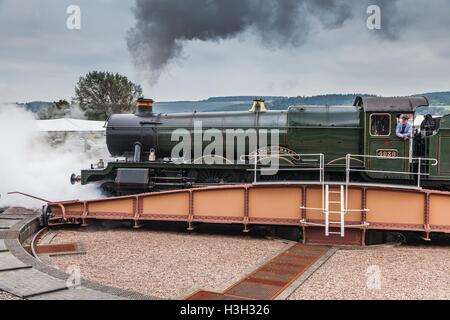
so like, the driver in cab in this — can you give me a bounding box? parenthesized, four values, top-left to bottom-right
(396, 115, 413, 140)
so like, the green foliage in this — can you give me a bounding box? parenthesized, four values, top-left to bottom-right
(420, 92, 450, 105)
(37, 99, 71, 119)
(73, 71, 143, 120)
(16, 101, 54, 114)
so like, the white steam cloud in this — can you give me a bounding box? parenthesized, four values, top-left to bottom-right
(0, 105, 106, 209)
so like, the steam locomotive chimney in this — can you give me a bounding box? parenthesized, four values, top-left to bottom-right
(137, 97, 154, 115)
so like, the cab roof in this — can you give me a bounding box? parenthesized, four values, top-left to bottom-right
(354, 96, 429, 112)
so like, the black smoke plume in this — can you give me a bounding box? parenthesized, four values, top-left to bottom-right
(127, 0, 400, 84)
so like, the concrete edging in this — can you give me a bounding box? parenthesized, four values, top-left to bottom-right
(1, 210, 158, 300)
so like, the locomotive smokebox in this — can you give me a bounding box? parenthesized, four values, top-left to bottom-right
(106, 97, 159, 158)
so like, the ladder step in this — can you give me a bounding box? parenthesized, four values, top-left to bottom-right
(325, 185, 346, 238)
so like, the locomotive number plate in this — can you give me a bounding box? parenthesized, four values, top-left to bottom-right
(376, 149, 398, 158)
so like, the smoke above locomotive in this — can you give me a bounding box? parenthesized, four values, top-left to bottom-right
(127, 0, 403, 84)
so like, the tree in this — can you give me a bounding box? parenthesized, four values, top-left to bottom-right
(73, 71, 143, 120)
(38, 99, 71, 119)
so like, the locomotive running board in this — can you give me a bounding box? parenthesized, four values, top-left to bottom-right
(13, 183, 450, 246)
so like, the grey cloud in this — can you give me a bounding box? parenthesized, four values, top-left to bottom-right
(126, 0, 412, 85)
(1, 0, 450, 103)
(0, 0, 136, 102)
(127, 0, 362, 85)
(368, 0, 405, 39)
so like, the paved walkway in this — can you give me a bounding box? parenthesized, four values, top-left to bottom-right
(186, 244, 337, 300)
(0, 208, 154, 300)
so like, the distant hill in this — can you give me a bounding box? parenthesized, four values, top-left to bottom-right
(273, 94, 376, 107)
(156, 94, 378, 113)
(153, 101, 248, 113)
(155, 92, 450, 115)
(15, 91, 450, 116)
(418, 92, 450, 106)
(267, 94, 377, 110)
(153, 96, 285, 113)
(16, 101, 53, 113)
(204, 96, 287, 102)
(154, 94, 375, 113)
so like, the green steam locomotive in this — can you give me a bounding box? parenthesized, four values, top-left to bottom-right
(71, 96, 450, 194)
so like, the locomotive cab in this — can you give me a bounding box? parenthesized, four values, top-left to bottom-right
(354, 96, 430, 181)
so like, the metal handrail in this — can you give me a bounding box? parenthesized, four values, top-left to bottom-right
(238, 152, 439, 238)
(340, 154, 439, 232)
(241, 152, 325, 213)
(345, 154, 439, 212)
(239, 153, 324, 182)
(346, 154, 438, 165)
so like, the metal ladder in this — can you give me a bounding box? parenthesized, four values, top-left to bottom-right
(324, 185, 346, 237)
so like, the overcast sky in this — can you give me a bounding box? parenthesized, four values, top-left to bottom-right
(0, 0, 449, 103)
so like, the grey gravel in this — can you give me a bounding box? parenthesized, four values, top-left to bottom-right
(289, 246, 450, 300)
(48, 229, 286, 299)
(0, 290, 20, 300)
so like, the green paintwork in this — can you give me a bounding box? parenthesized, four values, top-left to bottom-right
(429, 114, 450, 179)
(287, 106, 362, 165)
(81, 162, 253, 185)
(81, 104, 450, 187)
(150, 111, 289, 159)
(364, 112, 411, 179)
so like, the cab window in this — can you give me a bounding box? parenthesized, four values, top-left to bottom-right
(370, 114, 391, 136)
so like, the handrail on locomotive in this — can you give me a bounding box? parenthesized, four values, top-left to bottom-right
(243, 152, 438, 188)
(240, 153, 325, 185)
(345, 154, 438, 189)
(245, 152, 438, 235)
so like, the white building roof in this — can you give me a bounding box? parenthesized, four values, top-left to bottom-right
(35, 118, 105, 132)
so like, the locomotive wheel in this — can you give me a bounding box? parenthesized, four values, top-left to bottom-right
(258, 170, 295, 182)
(100, 181, 117, 196)
(242, 171, 255, 183)
(197, 169, 239, 184)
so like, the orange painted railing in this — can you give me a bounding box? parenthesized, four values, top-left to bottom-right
(45, 183, 450, 245)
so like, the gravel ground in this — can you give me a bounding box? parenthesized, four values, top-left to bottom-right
(48, 227, 288, 299)
(289, 246, 450, 300)
(0, 291, 20, 300)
